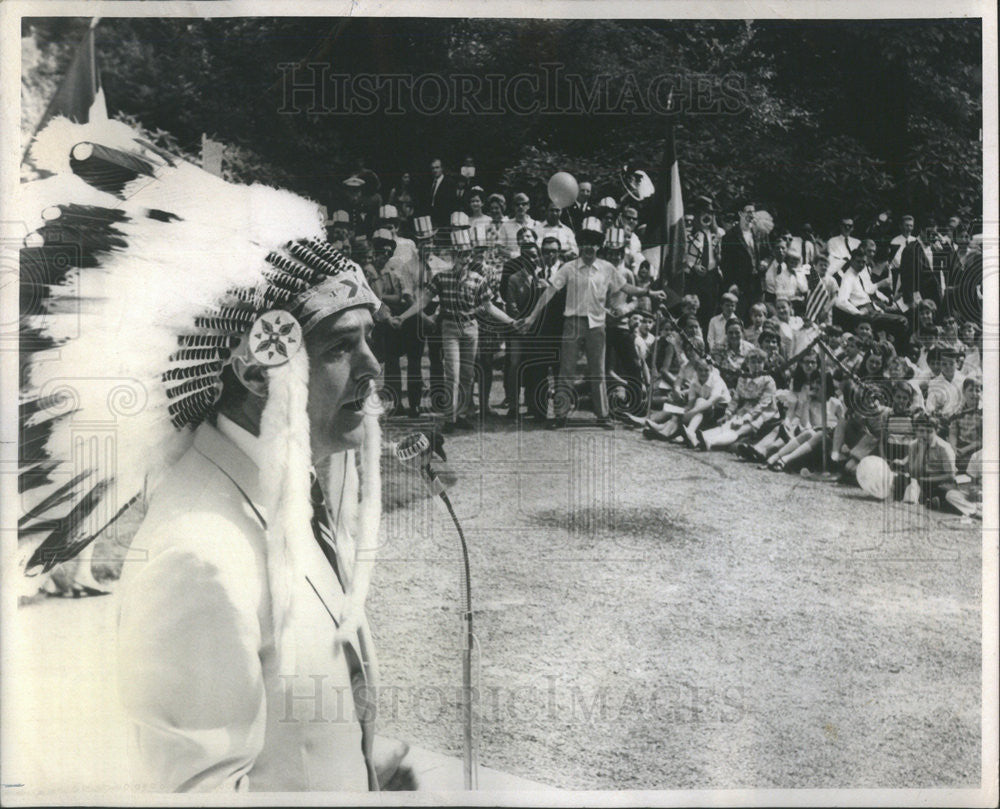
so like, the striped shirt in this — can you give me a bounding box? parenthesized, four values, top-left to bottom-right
(428, 264, 489, 326)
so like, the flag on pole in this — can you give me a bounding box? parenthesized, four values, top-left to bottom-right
(24, 20, 106, 164)
(642, 124, 686, 292)
(804, 274, 837, 325)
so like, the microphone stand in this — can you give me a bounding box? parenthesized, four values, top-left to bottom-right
(420, 464, 478, 790)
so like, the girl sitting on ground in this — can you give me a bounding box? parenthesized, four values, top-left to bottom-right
(764, 371, 843, 473)
(697, 348, 778, 451)
(712, 318, 756, 390)
(652, 316, 702, 403)
(830, 349, 894, 479)
(758, 321, 792, 389)
(738, 351, 820, 462)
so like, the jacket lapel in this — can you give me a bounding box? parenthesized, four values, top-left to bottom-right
(193, 422, 267, 527)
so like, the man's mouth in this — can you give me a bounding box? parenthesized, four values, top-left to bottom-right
(341, 395, 367, 413)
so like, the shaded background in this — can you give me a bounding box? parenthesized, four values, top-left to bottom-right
(22, 16, 983, 232)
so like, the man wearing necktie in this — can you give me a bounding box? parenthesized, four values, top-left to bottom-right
(117, 248, 414, 792)
(721, 199, 769, 321)
(425, 157, 456, 229)
(565, 180, 593, 230)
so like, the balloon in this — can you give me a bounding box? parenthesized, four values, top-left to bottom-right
(547, 172, 579, 209)
(856, 455, 894, 500)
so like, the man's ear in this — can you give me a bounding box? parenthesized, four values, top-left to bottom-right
(232, 356, 269, 399)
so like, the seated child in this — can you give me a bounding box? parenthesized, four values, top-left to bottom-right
(739, 352, 818, 462)
(947, 377, 983, 473)
(765, 371, 844, 472)
(697, 348, 778, 451)
(642, 355, 731, 442)
(890, 411, 980, 518)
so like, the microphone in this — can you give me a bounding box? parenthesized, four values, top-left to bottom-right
(392, 430, 477, 790)
(392, 431, 447, 496)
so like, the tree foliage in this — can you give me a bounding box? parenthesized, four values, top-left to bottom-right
(22, 16, 982, 234)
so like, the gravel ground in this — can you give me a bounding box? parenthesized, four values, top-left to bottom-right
(14, 410, 981, 794)
(369, 414, 982, 790)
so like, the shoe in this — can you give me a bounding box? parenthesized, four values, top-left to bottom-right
(505, 408, 520, 420)
(407, 407, 421, 418)
(455, 417, 476, 431)
(71, 584, 111, 598)
(695, 430, 708, 452)
(682, 426, 699, 448)
(595, 418, 615, 430)
(548, 417, 567, 430)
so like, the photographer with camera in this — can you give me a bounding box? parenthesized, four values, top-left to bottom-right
(684, 196, 723, 331)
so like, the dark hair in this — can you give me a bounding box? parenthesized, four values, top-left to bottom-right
(860, 348, 887, 375)
(790, 352, 820, 390)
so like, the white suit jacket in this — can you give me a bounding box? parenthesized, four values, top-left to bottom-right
(117, 421, 378, 792)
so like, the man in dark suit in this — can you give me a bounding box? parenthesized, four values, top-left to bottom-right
(720, 200, 767, 320)
(565, 181, 592, 231)
(422, 157, 456, 229)
(899, 217, 947, 324)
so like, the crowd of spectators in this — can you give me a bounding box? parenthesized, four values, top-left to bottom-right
(327, 156, 985, 521)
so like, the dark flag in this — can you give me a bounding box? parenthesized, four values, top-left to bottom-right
(642, 124, 686, 297)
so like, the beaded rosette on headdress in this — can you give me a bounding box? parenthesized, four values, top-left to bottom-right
(17, 118, 383, 647)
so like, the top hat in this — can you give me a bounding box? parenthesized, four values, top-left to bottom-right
(578, 216, 605, 246)
(377, 204, 399, 223)
(413, 215, 436, 240)
(604, 227, 628, 250)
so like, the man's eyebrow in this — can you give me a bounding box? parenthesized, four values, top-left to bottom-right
(314, 319, 370, 342)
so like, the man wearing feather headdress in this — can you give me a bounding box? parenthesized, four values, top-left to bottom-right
(18, 118, 413, 792)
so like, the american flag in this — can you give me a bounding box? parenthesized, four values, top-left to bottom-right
(804, 273, 835, 324)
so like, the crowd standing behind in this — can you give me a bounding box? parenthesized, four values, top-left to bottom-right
(327, 157, 984, 520)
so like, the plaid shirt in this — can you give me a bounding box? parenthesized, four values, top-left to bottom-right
(428, 263, 489, 326)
